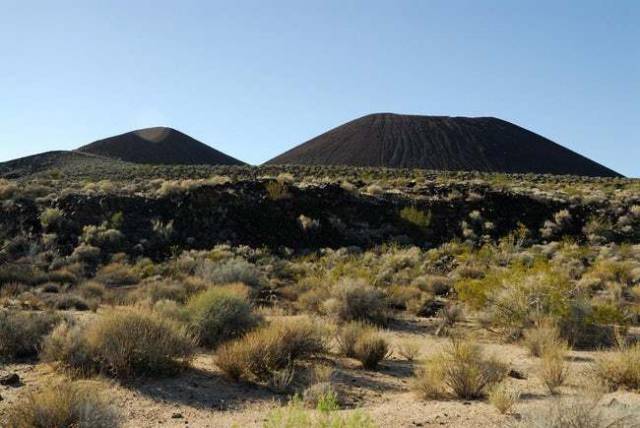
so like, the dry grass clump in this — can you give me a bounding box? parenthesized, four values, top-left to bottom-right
(0, 310, 60, 360)
(397, 338, 422, 361)
(488, 381, 520, 414)
(539, 342, 569, 394)
(336, 321, 373, 358)
(185, 286, 261, 348)
(265, 396, 377, 428)
(435, 303, 464, 336)
(43, 308, 194, 379)
(353, 330, 391, 370)
(302, 382, 340, 410)
(594, 343, 640, 391)
(5, 380, 119, 428)
(336, 321, 391, 369)
(412, 338, 508, 400)
(323, 278, 389, 326)
(216, 317, 328, 382)
(523, 322, 567, 357)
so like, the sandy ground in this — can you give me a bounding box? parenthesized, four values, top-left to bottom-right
(2, 317, 640, 427)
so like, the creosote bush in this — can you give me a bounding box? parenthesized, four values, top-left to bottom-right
(488, 381, 520, 414)
(216, 317, 327, 382)
(323, 278, 389, 326)
(412, 338, 508, 400)
(353, 330, 391, 370)
(523, 322, 567, 358)
(397, 338, 422, 361)
(43, 308, 195, 379)
(594, 343, 640, 391)
(195, 257, 263, 288)
(539, 343, 569, 394)
(5, 380, 120, 428)
(336, 321, 373, 358)
(185, 285, 261, 348)
(0, 310, 60, 360)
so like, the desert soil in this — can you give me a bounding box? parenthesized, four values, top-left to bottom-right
(1, 316, 639, 428)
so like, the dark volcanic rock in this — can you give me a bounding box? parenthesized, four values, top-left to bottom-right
(77, 127, 244, 166)
(267, 113, 620, 177)
(0, 373, 20, 386)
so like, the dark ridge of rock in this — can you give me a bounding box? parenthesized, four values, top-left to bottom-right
(0, 151, 123, 179)
(77, 127, 244, 166)
(267, 113, 621, 177)
(0, 180, 578, 261)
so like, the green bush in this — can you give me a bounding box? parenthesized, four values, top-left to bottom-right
(400, 206, 431, 230)
(186, 286, 260, 348)
(265, 396, 377, 428)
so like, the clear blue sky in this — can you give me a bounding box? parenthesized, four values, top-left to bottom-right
(2, 0, 639, 176)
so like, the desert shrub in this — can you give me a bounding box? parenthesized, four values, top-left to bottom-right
(467, 261, 611, 343)
(195, 257, 263, 288)
(297, 286, 331, 314)
(40, 207, 64, 232)
(385, 284, 424, 311)
(488, 381, 520, 414)
(400, 206, 432, 230)
(558, 299, 617, 349)
(78, 281, 108, 300)
(43, 308, 195, 379)
(48, 268, 79, 285)
(397, 338, 422, 361)
(71, 243, 101, 264)
(298, 214, 321, 233)
(413, 275, 452, 296)
(265, 180, 291, 200)
(539, 343, 569, 394)
(594, 343, 640, 391)
(216, 317, 327, 382)
(185, 286, 260, 348)
(5, 380, 119, 428)
(323, 278, 389, 325)
(523, 322, 567, 357)
(352, 330, 391, 370)
(151, 299, 187, 322)
(0, 264, 47, 286)
(302, 382, 340, 410)
(336, 321, 375, 358)
(264, 396, 377, 428)
(0, 310, 60, 360)
(435, 304, 464, 336)
(95, 263, 139, 287)
(365, 184, 383, 195)
(133, 280, 189, 304)
(81, 224, 124, 250)
(54, 294, 92, 311)
(267, 366, 296, 393)
(413, 339, 508, 400)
